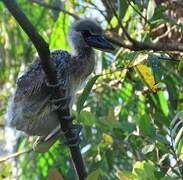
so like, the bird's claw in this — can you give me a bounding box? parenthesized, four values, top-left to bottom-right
(62, 124, 82, 147)
(45, 79, 66, 90)
(49, 96, 71, 111)
(62, 115, 75, 121)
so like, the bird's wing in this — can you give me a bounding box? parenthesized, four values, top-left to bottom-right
(14, 59, 46, 102)
(14, 50, 71, 102)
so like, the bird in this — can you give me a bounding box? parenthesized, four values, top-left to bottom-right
(7, 19, 114, 151)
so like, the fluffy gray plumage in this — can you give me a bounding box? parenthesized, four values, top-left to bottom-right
(8, 19, 113, 139)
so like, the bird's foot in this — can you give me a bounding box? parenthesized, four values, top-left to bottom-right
(62, 114, 75, 121)
(49, 96, 71, 111)
(45, 79, 66, 91)
(62, 124, 82, 147)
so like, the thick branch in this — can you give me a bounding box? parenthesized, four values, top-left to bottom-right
(106, 32, 183, 52)
(2, 1, 86, 179)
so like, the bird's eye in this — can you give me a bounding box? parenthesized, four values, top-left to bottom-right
(82, 30, 91, 38)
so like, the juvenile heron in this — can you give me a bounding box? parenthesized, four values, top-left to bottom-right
(8, 19, 114, 151)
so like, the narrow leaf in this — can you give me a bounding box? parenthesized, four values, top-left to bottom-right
(118, 0, 128, 20)
(77, 75, 100, 113)
(142, 144, 155, 154)
(158, 91, 169, 116)
(135, 64, 159, 93)
(147, 0, 156, 20)
(87, 169, 101, 180)
(175, 126, 183, 147)
(177, 138, 183, 157)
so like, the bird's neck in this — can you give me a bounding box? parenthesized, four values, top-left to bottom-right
(70, 47, 95, 80)
(72, 46, 93, 57)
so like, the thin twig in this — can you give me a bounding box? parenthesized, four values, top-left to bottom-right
(0, 149, 32, 163)
(106, 32, 183, 52)
(106, 0, 136, 44)
(127, 0, 151, 25)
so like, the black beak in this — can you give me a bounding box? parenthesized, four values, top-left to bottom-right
(84, 35, 115, 51)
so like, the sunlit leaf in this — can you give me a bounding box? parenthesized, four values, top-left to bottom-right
(175, 126, 183, 147)
(147, 0, 156, 20)
(102, 133, 114, 144)
(157, 91, 169, 116)
(177, 138, 183, 157)
(87, 169, 101, 180)
(0, 162, 12, 178)
(116, 170, 132, 180)
(132, 161, 156, 179)
(135, 64, 159, 93)
(50, 12, 69, 49)
(142, 144, 155, 154)
(110, 16, 118, 28)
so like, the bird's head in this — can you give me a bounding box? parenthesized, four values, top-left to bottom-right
(68, 19, 114, 53)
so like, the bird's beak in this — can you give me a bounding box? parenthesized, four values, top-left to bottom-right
(84, 35, 115, 51)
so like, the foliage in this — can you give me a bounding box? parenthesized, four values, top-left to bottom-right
(0, 0, 183, 179)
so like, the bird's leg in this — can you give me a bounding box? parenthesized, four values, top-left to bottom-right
(46, 78, 82, 147)
(61, 124, 83, 147)
(46, 77, 71, 110)
(49, 96, 71, 111)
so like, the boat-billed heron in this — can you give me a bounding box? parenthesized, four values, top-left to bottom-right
(7, 19, 114, 152)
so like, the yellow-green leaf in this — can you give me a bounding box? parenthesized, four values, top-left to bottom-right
(87, 169, 101, 180)
(135, 64, 159, 93)
(116, 170, 132, 180)
(103, 133, 114, 144)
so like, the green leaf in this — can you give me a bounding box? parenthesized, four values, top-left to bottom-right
(118, 0, 128, 20)
(79, 111, 95, 126)
(177, 138, 183, 157)
(116, 170, 132, 180)
(132, 161, 156, 179)
(170, 111, 183, 128)
(110, 16, 118, 28)
(87, 169, 101, 180)
(142, 144, 155, 154)
(138, 114, 156, 138)
(77, 75, 100, 113)
(175, 126, 183, 147)
(135, 63, 159, 93)
(158, 91, 169, 117)
(147, 0, 156, 20)
(50, 12, 69, 49)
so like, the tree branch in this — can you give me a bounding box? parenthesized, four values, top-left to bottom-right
(106, 32, 183, 52)
(2, 1, 86, 179)
(0, 149, 32, 163)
